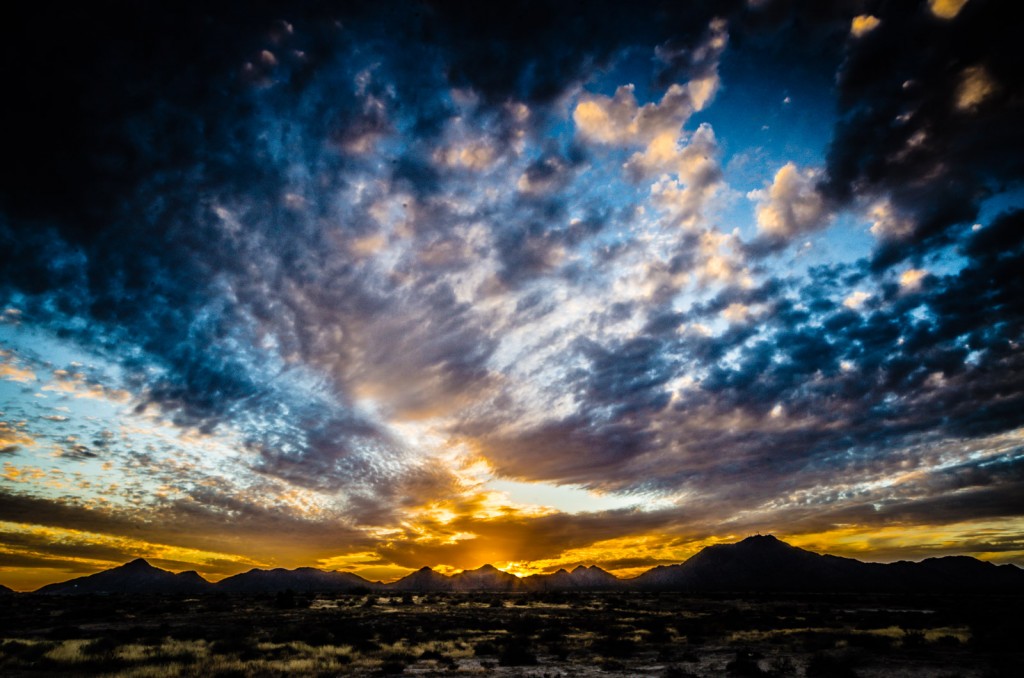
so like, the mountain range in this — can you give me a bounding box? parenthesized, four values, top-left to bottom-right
(14, 535, 1024, 595)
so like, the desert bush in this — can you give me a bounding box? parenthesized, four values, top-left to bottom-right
(46, 625, 82, 640)
(662, 667, 699, 678)
(210, 636, 259, 657)
(1, 639, 52, 662)
(473, 639, 499, 656)
(497, 638, 538, 666)
(726, 650, 767, 676)
(768, 656, 796, 676)
(548, 642, 571, 661)
(379, 658, 407, 674)
(593, 625, 637, 659)
(305, 627, 335, 647)
(845, 633, 892, 651)
(806, 652, 859, 678)
(83, 635, 121, 655)
(901, 630, 926, 648)
(643, 619, 672, 644)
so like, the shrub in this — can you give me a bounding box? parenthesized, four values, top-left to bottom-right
(593, 626, 637, 659)
(901, 631, 926, 648)
(726, 650, 767, 676)
(379, 659, 407, 674)
(497, 639, 538, 666)
(47, 625, 82, 640)
(663, 667, 700, 678)
(806, 652, 859, 678)
(82, 636, 120, 656)
(473, 640, 499, 656)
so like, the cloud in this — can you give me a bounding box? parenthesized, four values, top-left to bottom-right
(929, 0, 969, 20)
(748, 162, 829, 240)
(823, 0, 1024, 267)
(955, 65, 997, 110)
(2, 0, 1023, 582)
(635, 124, 723, 216)
(850, 15, 880, 38)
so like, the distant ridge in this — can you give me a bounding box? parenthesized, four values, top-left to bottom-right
(523, 565, 623, 590)
(390, 566, 454, 592)
(216, 567, 377, 593)
(30, 536, 1024, 595)
(35, 558, 212, 595)
(0, 583, 14, 595)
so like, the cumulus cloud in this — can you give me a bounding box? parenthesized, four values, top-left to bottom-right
(748, 163, 829, 240)
(645, 124, 723, 227)
(574, 83, 695, 147)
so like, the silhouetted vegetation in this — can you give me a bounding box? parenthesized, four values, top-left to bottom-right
(0, 591, 1021, 675)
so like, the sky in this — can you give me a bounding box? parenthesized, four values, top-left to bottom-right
(1, 0, 1022, 591)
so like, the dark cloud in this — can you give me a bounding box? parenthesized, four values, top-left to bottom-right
(0, 531, 136, 565)
(471, 206, 1024, 512)
(430, 0, 745, 105)
(0, 488, 369, 566)
(822, 0, 1024, 267)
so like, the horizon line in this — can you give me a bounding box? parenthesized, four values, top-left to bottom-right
(6, 534, 1020, 593)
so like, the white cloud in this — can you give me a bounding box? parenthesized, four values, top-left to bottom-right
(433, 140, 498, 170)
(573, 83, 695, 147)
(899, 268, 928, 290)
(748, 163, 829, 239)
(868, 199, 915, 240)
(843, 291, 871, 310)
(646, 124, 722, 227)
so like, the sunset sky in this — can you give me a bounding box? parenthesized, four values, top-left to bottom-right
(2, 0, 1022, 591)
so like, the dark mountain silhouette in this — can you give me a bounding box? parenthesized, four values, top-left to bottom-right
(0, 583, 14, 594)
(35, 558, 212, 595)
(891, 555, 1024, 593)
(630, 535, 1024, 593)
(525, 565, 624, 590)
(566, 565, 623, 589)
(390, 566, 453, 592)
(450, 563, 523, 591)
(632, 535, 874, 591)
(216, 567, 376, 593)
(28, 536, 1024, 594)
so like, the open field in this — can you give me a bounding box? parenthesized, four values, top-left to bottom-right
(2, 591, 1022, 676)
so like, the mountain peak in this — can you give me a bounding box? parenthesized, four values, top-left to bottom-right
(122, 558, 155, 570)
(739, 534, 780, 544)
(175, 570, 209, 583)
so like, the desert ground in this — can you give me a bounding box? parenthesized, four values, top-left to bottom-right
(2, 590, 1022, 676)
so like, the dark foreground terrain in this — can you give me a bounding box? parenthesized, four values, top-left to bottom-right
(2, 591, 1022, 677)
